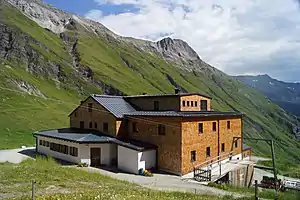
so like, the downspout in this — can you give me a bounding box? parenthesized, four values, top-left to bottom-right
(241, 115, 244, 157)
(217, 119, 220, 160)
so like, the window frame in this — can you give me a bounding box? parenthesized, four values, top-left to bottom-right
(221, 143, 225, 152)
(227, 121, 231, 129)
(80, 121, 84, 129)
(206, 147, 211, 157)
(200, 100, 208, 111)
(158, 124, 166, 135)
(191, 150, 196, 162)
(212, 122, 217, 132)
(133, 122, 139, 133)
(103, 122, 109, 132)
(88, 103, 93, 113)
(154, 100, 160, 111)
(198, 123, 203, 134)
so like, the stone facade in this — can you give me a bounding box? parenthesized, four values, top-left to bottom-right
(126, 117, 182, 174)
(69, 97, 119, 136)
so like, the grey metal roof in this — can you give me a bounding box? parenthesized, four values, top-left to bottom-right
(35, 129, 111, 143)
(124, 92, 212, 99)
(125, 111, 243, 118)
(34, 128, 156, 151)
(91, 95, 136, 118)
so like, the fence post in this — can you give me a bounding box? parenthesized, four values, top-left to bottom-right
(255, 180, 258, 200)
(32, 180, 36, 200)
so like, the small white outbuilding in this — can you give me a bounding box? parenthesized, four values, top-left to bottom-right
(34, 128, 157, 174)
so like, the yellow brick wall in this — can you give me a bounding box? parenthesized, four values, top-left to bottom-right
(181, 117, 242, 175)
(126, 116, 182, 174)
(69, 97, 118, 136)
(180, 95, 211, 111)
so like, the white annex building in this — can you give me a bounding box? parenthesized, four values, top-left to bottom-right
(34, 128, 156, 174)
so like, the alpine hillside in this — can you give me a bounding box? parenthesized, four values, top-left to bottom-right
(0, 0, 300, 166)
(235, 75, 300, 118)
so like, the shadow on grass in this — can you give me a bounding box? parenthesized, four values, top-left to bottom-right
(18, 149, 75, 166)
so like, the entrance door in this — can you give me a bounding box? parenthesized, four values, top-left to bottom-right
(90, 148, 101, 167)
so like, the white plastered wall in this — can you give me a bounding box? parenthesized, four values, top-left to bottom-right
(138, 149, 156, 171)
(117, 145, 139, 174)
(36, 136, 116, 166)
(117, 145, 156, 174)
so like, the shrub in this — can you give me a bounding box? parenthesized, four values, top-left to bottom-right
(77, 162, 88, 167)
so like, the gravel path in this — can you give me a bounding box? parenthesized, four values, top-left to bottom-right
(82, 167, 248, 198)
(0, 147, 35, 164)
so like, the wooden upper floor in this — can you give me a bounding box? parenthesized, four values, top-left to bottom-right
(124, 89, 211, 112)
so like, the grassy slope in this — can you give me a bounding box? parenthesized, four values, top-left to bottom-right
(0, 157, 248, 200)
(0, 2, 299, 166)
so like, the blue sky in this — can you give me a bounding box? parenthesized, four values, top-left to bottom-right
(44, 0, 300, 82)
(44, 0, 139, 16)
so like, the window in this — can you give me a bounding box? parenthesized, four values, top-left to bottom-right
(191, 101, 194, 107)
(70, 147, 78, 157)
(133, 122, 138, 133)
(103, 122, 108, 132)
(212, 122, 217, 132)
(200, 100, 208, 111)
(154, 101, 160, 111)
(95, 122, 98, 129)
(88, 103, 93, 112)
(221, 143, 225, 152)
(50, 143, 68, 154)
(206, 147, 211, 157)
(89, 121, 93, 128)
(235, 140, 238, 148)
(198, 123, 203, 134)
(74, 112, 77, 117)
(187, 101, 190, 106)
(80, 121, 84, 129)
(195, 101, 198, 107)
(158, 124, 166, 135)
(39, 140, 42, 145)
(182, 101, 186, 107)
(42, 140, 46, 146)
(191, 151, 196, 162)
(227, 121, 231, 129)
(46, 141, 49, 147)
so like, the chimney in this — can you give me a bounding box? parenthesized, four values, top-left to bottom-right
(175, 88, 180, 94)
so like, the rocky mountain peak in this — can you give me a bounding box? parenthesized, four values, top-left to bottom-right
(155, 37, 201, 63)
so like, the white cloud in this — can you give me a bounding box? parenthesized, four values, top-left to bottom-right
(86, 0, 300, 82)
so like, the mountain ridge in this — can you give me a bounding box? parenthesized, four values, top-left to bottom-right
(0, 0, 300, 165)
(235, 74, 300, 119)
